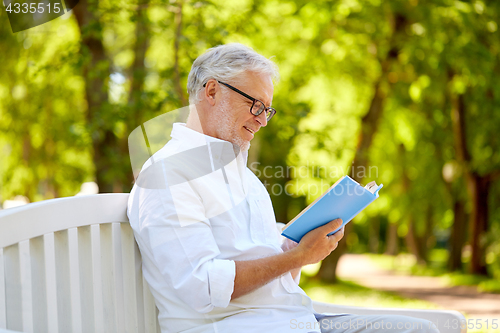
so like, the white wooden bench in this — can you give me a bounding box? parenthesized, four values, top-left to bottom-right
(0, 194, 466, 333)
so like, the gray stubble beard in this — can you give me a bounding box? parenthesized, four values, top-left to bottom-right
(212, 96, 251, 153)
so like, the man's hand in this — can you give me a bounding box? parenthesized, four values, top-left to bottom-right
(293, 219, 345, 266)
(232, 219, 344, 300)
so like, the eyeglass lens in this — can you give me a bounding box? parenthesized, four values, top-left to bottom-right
(252, 101, 274, 120)
(251, 100, 264, 116)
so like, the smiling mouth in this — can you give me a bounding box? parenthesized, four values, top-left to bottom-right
(244, 126, 256, 134)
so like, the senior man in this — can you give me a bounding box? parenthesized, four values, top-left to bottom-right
(127, 43, 439, 333)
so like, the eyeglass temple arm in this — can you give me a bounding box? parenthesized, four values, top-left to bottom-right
(203, 80, 256, 103)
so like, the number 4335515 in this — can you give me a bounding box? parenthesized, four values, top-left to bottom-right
(5, 2, 62, 14)
(444, 318, 499, 330)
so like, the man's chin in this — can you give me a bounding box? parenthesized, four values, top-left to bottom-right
(231, 139, 250, 154)
(230, 141, 249, 153)
(241, 141, 250, 152)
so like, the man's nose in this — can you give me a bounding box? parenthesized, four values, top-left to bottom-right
(257, 110, 268, 127)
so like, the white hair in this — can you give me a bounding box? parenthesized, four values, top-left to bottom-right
(187, 43, 279, 104)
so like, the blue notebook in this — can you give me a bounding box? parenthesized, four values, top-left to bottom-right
(281, 176, 383, 243)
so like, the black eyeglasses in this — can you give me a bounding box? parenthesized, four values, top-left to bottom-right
(203, 80, 276, 121)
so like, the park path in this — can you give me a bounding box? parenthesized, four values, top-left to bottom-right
(336, 254, 500, 321)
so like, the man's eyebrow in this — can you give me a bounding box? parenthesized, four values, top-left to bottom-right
(256, 98, 272, 107)
(254, 92, 272, 106)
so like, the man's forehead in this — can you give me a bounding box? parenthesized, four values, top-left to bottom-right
(240, 71, 274, 104)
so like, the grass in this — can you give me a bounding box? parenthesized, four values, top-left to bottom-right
(477, 280, 500, 293)
(443, 272, 500, 294)
(366, 252, 500, 294)
(367, 251, 447, 276)
(300, 278, 440, 310)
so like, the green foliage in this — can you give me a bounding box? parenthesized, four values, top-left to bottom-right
(0, 11, 92, 201)
(443, 271, 500, 293)
(477, 280, 500, 294)
(368, 252, 448, 276)
(367, 253, 500, 293)
(444, 273, 490, 287)
(300, 278, 440, 310)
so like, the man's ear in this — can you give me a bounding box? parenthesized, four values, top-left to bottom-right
(204, 80, 218, 106)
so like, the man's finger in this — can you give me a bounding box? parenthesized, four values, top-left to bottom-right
(321, 219, 343, 234)
(328, 226, 345, 242)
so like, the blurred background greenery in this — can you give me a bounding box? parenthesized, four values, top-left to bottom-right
(1, 0, 499, 290)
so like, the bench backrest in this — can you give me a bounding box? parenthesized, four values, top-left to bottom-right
(0, 194, 160, 333)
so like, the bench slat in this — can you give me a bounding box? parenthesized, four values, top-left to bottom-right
(68, 228, 82, 333)
(77, 226, 95, 333)
(143, 275, 156, 333)
(156, 308, 161, 333)
(90, 225, 104, 333)
(44, 233, 59, 333)
(121, 224, 139, 333)
(54, 230, 73, 333)
(100, 224, 117, 332)
(29, 236, 48, 333)
(4, 245, 22, 331)
(0, 249, 6, 329)
(111, 223, 125, 333)
(19, 241, 33, 333)
(134, 243, 146, 333)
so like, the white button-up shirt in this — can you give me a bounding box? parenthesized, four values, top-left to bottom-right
(128, 123, 319, 333)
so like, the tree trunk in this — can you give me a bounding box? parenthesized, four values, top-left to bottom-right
(385, 222, 399, 255)
(448, 199, 467, 271)
(73, 0, 115, 193)
(450, 89, 490, 275)
(128, 0, 150, 125)
(422, 205, 434, 260)
(121, 0, 151, 191)
(405, 218, 426, 264)
(467, 173, 490, 275)
(398, 142, 427, 264)
(440, 72, 467, 272)
(172, 1, 187, 106)
(22, 134, 34, 200)
(316, 222, 353, 283)
(369, 217, 380, 253)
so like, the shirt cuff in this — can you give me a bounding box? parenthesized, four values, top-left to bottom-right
(293, 269, 301, 285)
(208, 259, 236, 308)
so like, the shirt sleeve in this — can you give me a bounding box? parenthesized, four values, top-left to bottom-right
(130, 163, 236, 313)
